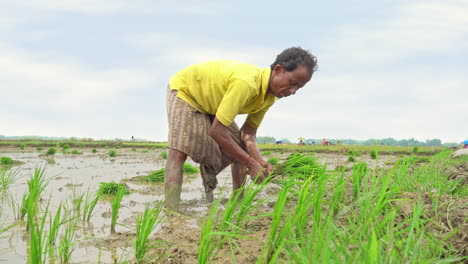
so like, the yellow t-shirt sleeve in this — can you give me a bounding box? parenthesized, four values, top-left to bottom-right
(246, 107, 270, 129)
(215, 79, 256, 126)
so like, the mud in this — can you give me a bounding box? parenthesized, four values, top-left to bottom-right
(0, 147, 465, 263)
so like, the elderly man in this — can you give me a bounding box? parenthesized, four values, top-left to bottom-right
(165, 47, 318, 208)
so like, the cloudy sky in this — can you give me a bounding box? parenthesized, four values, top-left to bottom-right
(1, 0, 467, 143)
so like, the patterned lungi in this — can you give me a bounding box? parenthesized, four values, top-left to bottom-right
(166, 86, 243, 192)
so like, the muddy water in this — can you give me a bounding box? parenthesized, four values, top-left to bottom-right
(0, 147, 398, 263)
(0, 147, 243, 263)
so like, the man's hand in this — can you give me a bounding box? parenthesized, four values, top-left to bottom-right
(258, 159, 273, 175)
(244, 156, 267, 183)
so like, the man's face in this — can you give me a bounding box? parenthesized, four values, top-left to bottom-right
(268, 64, 312, 98)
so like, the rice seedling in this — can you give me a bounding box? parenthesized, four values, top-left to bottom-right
(70, 150, 81, 155)
(147, 169, 165, 183)
(160, 151, 168, 159)
(131, 148, 136, 151)
(198, 197, 221, 264)
(0, 168, 20, 191)
(81, 189, 100, 222)
(47, 202, 69, 258)
(351, 162, 369, 200)
(108, 150, 117, 157)
(91, 148, 97, 153)
(183, 163, 199, 174)
(413, 146, 419, 154)
(262, 151, 271, 156)
(110, 187, 125, 234)
(115, 146, 121, 149)
(36, 147, 43, 151)
(58, 217, 78, 263)
(370, 149, 378, 159)
(20, 144, 26, 150)
(46, 147, 56, 156)
(20, 168, 49, 222)
(0, 156, 13, 166)
(142, 149, 149, 153)
(62, 144, 70, 151)
(267, 157, 280, 165)
(272, 153, 321, 181)
(97, 182, 128, 196)
(134, 202, 164, 263)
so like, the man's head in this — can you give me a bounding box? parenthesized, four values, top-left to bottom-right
(268, 47, 318, 98)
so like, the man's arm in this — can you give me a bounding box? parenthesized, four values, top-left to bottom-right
(209, 117, 266, 180)
(240, 122, 273, 174)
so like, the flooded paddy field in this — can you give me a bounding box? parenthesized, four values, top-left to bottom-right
(0, 146, 466, 263)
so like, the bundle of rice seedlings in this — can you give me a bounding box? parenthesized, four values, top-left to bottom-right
(183, 163, 199, 174)
(147, 169, 165, 183)
(272, 153, 321, 180)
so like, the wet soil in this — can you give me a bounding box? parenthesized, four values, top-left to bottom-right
(0, 147, 465, 263)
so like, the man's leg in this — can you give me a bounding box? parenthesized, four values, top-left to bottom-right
(164, 148, 187, 209)
(231, 160, 247, 198)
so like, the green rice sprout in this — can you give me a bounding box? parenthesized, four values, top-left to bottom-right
(28, 200, 50, 264)
(0, 168, 20, 191)
(21, 168, 49, 222)
(183, 163, 199, 174)
(262, 151, 272, 156)
(370, 149, 378, 160)
(0, 156, 13, 166)
(351, 162, 369, 199)
(142, 149, 149, 153)
(108, 150, 117, 157)
(58, 218, 78, 263)
(20, 144, 26, 150)
(46, 147, 57, 156)
(131, 148, 136, 151)
(267, 157, 280, 165)
(82, 190, 100, 222)
(97, 182, 128, 196)
(160, 151, 168, 159)
(273, 153, 321, 180)
(48, 202, 65, 250)
(134, 202, 165, 263)
(70, 150, 81, 155)
(147, 169, 165, 183)
(91, 148, 97, 153)
(36, 147, 43, 151)
(110, 187, 125, 234)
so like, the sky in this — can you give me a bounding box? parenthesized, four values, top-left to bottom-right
(1, 0, 467, 143)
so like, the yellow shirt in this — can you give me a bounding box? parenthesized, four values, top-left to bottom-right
(169, 60, 277, 129)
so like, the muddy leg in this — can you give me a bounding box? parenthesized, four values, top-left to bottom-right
(231, 160, 247, 199)
(164, 148, 187, 210)
(200, 165, 217, 203)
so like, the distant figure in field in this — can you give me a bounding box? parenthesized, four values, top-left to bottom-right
(462, 140, 468, 149)
(131, 136, 135, 141)
(275, 140, 284, 145)
(298, 140, 305, 146)
(322, 138, 330, 146)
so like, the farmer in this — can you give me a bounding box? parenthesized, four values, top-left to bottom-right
(462, 140, 468, 149)
(165, 47, 318, 209)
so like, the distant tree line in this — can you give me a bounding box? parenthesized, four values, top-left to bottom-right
(257, 136, 458, 147)
(0, 135, 459, 147)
